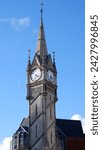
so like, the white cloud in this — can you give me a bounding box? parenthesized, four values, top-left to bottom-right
(71, 114, 85, 133)
(0, 17, 30, 30)
(0, 137, 12, 150)
(11, 17, 30, 30)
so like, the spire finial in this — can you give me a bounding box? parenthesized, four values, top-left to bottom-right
(53, 51, 55, 63)
(28, 49, 31, 62)
(40, 2, 43, 21)
(35, 1, 48, 58)
(27, 49, 31, 71)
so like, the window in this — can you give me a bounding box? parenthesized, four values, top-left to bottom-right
(51, 131, 52, 145)
(14, 145, 17, 149)
(50, 107, 52, 119)
(14, 136, 17, 145)
(19, 133, 23, 145)
(36, 125, 37, 138)
(35, 104, 37, 116)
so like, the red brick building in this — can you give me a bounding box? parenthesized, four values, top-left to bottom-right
(65, 138, 85, 150)
(56, 119, 85, 150)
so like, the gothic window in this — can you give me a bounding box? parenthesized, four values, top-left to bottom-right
(19, 133, 23, 145)
(36, 125, 37, 138)
(14, 145, 17, 149)
(50, 107, 52, 120)
(35, 104, 37, 116)
(14, 135, 17, 145)
(51, 131, 52, 145)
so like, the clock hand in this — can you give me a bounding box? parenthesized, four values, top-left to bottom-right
(50, 75, 53, 79)
(35, 74, 39, 77)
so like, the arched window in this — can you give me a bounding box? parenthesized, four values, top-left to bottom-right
(36, 125, 37, 138)
(36, 104, 37, 116)
(50, 107, 52, 119)
(51, 131, 52, 145)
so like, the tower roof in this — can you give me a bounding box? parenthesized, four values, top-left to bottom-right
(36, 4, 48, 58)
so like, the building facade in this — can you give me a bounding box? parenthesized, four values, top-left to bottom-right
(10, 5, 85, 150)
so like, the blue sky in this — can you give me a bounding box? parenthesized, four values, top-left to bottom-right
(0, 0, 84, 144)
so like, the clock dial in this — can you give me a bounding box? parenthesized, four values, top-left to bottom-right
(31, 68, 41, 81)
(48, 70, 54, 82)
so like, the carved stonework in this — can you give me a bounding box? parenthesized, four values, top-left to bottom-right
(26, 8, 57, 150)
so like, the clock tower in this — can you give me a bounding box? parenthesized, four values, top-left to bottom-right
(26, 5, 57, 150)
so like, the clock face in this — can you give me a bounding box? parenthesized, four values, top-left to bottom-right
(31, 68, 41, 81)
(48, 70, 54, 82)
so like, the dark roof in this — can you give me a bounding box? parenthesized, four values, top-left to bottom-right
(56, 119, 84, 138)
(21, 117, 29, 127)
(13, 118, 29, 136)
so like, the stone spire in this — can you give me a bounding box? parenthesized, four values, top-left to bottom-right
(27, 49, 31, 71)
(36, 3, 48, 59)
